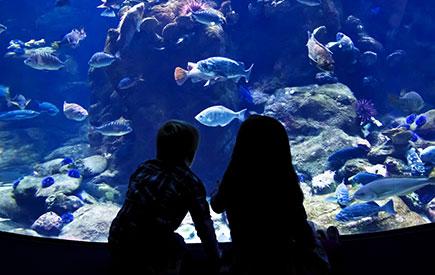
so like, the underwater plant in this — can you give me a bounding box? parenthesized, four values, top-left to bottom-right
(179, 0, 211, 16)
(355, 99, 377, 123)
(61, 157, 74, 165)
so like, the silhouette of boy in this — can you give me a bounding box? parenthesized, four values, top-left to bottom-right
(109, 120, 220, 274)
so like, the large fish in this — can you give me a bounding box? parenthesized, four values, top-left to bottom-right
(296, 0, 322, 7)
(93, 117, 133, 136)
(354, 177, 435, 201)
(88, 52, 118, 68)
(306, 26, 335, 71)
(0, 110, 40, 121)
(191, 8, 226, 26)
(336, 200, 395, 222)
(37, 101, 59, 116)
(7, 94, 31, 110)
(175, 57, 254, 87)
(195, 105, 247, 127)
(63, 101, 88, 121)
(24, 53, 65, 71)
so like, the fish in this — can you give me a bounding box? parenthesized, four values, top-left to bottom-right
(7, 94, 31, 110)
(116, 2, 145, 51)
(306, 26, 335, 71)
(97, 0, 123, 9)
(0, 110, 40, 121)
(24, 39, 46, 48)
(63, 101, 88, 121)
(191, 8, 226, 26)
(325, 183, 352, 207)
(327, 145, 370, 170)
(24, 53, 65, 71)
(41, 176, 55, 188)
(326, 32, 357, 52)
(117, 75, 144, 90)
(174, 57, 254, 87)
(296, 0, 322, 7)
(348, 172, 384, 185)
(0, 24, 7, 35)
(195, 105, 247, 127)
(88, 52, 118, 68)
(421, 146, 435, 164)
(37, 101, 59, 116)
(60, 28, 87, 49)
(239, 85, 254, 105)
(354, 177, 435, 201)
(93, 117, 133, 136)
(0, 85, 10, 98)
(336, 200, 395, 222)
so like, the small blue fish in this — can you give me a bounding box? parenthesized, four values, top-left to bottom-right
(415, 115, 427, 128)
(405, 114, 417, 125)
(37, 101, 59, 116)
(68, 169, 81, 178)
(61, 212, 74, 224)
(117, 76, 144, 90)
(0, 110, 40, 121)
(41, 176, 55, 188)
(61, 158, 74, 165)
(239, 85, 254, 105)
(348, 172, 384, 185)
(336, 200, 395, 222)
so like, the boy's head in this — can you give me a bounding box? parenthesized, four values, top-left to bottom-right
(156, 120, 200, 166)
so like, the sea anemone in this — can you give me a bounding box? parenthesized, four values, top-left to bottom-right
(67, 169, 81, 178)
(61, 212, 74, 224)
(415, 115, 427, 128)
(179, 0, 210, 16)
(41, 176, 55, 188)
(61, 157, 74, 166)
(355, 99, 377, 123)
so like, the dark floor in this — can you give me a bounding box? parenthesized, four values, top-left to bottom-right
(0, 223, 434, 275)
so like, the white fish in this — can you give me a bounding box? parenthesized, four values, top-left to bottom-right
(354, 177, 435, 201)
(24, 53, 65, 71)
(63, 101, 88, 121)
(296, 0, 322, 7)
(94, 117, 133, 136)
(195, 105, 247, 127)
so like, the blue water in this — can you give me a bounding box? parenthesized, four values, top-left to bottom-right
(0, 0, 434, 242)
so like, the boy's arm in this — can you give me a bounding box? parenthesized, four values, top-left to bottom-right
(188, 180, 221, 262)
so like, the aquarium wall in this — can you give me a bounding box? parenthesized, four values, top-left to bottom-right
(0, 0, 434, 243)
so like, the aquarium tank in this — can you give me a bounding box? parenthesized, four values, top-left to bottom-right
(0, 0, 434, 243)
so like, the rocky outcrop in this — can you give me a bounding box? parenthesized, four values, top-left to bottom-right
(59, 203, 120, 242)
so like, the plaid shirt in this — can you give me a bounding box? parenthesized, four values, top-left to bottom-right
(109, 159, 219, 259)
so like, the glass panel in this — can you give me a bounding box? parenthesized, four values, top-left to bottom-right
(0, 0, 433, 242)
